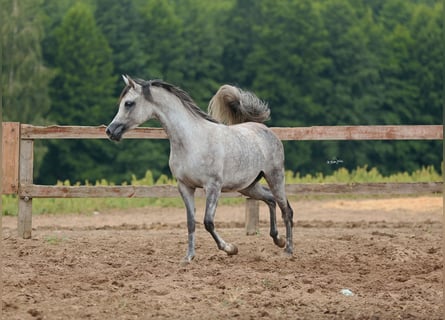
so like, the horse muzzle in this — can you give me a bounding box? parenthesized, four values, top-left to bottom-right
(106, 122, 127, 141)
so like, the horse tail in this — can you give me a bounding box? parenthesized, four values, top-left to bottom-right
(208, 85, 270, 125)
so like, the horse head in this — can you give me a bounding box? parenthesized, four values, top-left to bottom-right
(106, 75, 154, 141)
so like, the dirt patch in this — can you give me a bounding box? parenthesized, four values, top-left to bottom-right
(2, 196, 443, 319)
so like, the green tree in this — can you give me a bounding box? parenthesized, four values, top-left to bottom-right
(137, 0, 184, 81)
(220, 0, 262, 86)
(1, 0, 54, 177)
(97, 0, 183, 182)
(37, 2, 117, 184)
(41, 0, 75, 68)
(95, 0, 147, 96)
(95, 0, 233, 183)
(1, 0, 53, 124)
(239, 0, 331, 173)
(30, 0, 442, 182)
(314, 0, 385, 173)
(367, 1, 443, 175)
(396, 2, 443, 173)
(49, 2, 116, 125)
(408, 2, 442, 125)
(318, 0, 383, 125)
(246, 0, 330, 126)
(171, 0, 230, 107)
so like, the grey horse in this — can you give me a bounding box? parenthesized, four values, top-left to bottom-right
(106, 76, 293, 263)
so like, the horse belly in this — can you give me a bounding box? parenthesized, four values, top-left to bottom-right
(221, 176, 259, 192)
(221, 151, 265, 192)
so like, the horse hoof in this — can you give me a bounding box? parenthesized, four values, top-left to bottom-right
(180, 255, 195, 266)
(274, 236, 286, 248)
(225, 243, 238, 256)
(284, 246, 293, 256)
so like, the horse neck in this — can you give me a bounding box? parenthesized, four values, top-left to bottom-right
(151, 92, 210, 145)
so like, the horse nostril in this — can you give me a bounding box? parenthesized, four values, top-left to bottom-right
(105, 123, 125, 141)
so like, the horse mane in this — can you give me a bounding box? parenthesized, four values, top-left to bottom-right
(129, 79, 219, 124)
(119, 78, 269, 126)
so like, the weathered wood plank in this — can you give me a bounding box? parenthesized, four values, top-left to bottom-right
(2, 122, 20, 194)
(19, 184, 242, 198)
(272, 125, 443, 140)
(20, 124, 167, 140)
(285, 182, 443, 195)
(19, 182, 442, 199)
(20, 124, 443, 141)
(245, 198, 260, 235)
(18, 139, 34, 239)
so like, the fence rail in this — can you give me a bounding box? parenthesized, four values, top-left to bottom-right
(20, 124, 443, 140)
(2, 122, 443, 238)
(18, 182, 443, 199)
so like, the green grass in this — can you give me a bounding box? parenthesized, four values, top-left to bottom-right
(2, 165, 442, 216)
(43, 234, 69, 245)
(284, 164, 442, 183)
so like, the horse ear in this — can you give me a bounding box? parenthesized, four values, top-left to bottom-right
(122, 74, 130, 86)
(122, 74, 137, 89)
(122, 74, 143, 94)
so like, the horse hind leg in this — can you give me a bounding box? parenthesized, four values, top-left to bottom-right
(204, 184, 238, 256)
(263, 170, 294, 255)
(240, 183, 286, 249)
(281, 200, 294, 255)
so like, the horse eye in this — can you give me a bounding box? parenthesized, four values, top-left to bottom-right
(124, 101, 135, 108)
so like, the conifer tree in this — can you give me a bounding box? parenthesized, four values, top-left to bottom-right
(1, 0, 54, 176)
(1, 0, 53, 124)
(31, 0, 442, 182)
(37, 2, 117, 184)
(95, 0, 147, 96)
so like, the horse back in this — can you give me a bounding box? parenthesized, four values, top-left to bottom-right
(223, 122, 284, 165)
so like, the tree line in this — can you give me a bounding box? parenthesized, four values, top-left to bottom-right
(1, 0, 442, 184)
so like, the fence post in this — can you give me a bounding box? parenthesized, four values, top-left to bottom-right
(2, 122, 20, 194)
(245, 198, 259, 235)
(18, 138, 33, 239)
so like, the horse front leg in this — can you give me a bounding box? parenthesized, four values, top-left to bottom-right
(204, 185, 238, 256)
(178, 183, 196, 263)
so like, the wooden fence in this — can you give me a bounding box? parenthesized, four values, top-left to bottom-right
(2, 122, 443, 238)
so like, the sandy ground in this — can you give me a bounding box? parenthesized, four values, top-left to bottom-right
(1, 196, 443, 319)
